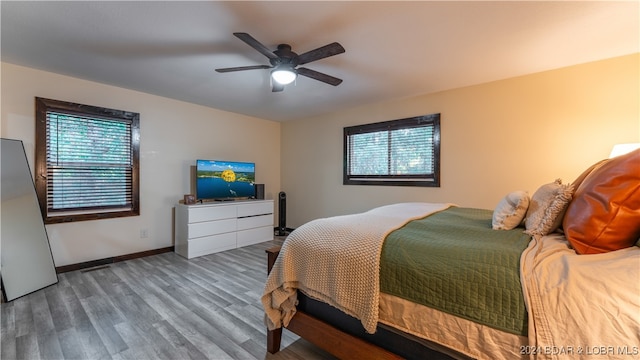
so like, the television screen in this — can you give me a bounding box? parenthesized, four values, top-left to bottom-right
(196, 160, 256, 200)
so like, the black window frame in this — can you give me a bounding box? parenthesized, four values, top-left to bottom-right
(343, 113, 440, 187)
(35, 97, 140, 224)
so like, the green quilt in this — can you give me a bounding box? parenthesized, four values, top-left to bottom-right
(380, 207, 530, 336)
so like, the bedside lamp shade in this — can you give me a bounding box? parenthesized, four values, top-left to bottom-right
(609, 143, 640, 158)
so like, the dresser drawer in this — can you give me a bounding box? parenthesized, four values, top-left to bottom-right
(188, 218, 236, 238)
(188, 205, 236, 223)
(237, 226, 273, 247)
(237, 213, 273, 231)
(186, 233, 236, 259)
(237, 201, 273, 217)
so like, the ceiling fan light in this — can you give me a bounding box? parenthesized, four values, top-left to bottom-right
(271, 66, 297, 85)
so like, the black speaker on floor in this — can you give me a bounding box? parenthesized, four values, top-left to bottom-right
(254, 184, 264, 200)
(276, 191, 287, 236)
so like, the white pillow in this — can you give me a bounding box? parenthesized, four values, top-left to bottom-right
(492, 191, 530, 230)
(525, 179, 573, 236)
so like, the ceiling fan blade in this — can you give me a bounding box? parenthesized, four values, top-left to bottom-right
(297, 42, 345, 65)
(233, 32, 278, 60)
(272, 82, 284, 92)
(215, 65, 271, 73)
(297, 67, 343, 86)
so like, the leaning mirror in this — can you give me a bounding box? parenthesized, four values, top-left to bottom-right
(1, 138, 58, 301)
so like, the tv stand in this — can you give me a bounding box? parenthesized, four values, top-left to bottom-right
(174, 200, 274, 259)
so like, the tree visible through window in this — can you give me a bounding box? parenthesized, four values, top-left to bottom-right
(35, 97, 140, 223)
(344, 113, 440, 186)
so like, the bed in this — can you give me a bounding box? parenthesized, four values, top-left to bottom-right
(262, 149, 640, 360)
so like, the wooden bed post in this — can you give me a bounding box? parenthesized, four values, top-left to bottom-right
(266, 328, 283, 354)
(266, 246, 281, 275)
(266, 246, 283, 354)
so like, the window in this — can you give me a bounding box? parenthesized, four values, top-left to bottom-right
(35, 97, 140, 224)
(344, 113, 440, 187)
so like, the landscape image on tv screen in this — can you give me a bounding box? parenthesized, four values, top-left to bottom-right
(196, 160, 255, 200)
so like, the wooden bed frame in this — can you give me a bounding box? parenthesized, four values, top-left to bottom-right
(265, 246, 465, 360)
(265, 246, 401, 359)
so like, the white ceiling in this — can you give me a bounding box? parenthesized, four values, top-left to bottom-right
(1, 1, 638, 122)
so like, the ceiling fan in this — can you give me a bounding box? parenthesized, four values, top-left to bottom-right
(215, 32, 345, 92)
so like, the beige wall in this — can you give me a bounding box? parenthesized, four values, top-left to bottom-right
(281, 54, 640, 228)
(1, 62, 281, 267)
(2, 54, 638, 266)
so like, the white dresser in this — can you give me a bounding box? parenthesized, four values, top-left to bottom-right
(174, 200, 274, 259)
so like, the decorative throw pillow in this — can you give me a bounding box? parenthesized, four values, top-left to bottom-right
(551, 158, 610, 232)
(563, 149, 640, 254)
(570, 158, 609, 194)
(492, 191, 529, 230)
(524, 179, 573, 237)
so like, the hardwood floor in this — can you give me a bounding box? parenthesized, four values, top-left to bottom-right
(1, 239, 336, 360)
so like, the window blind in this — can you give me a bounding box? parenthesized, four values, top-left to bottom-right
(348, 126, 435, 176)
(344, 113, 440, 187)
(46, 112, 133, 213)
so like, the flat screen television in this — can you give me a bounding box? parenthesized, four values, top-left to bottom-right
(196, 160, 256, 201)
